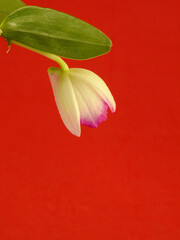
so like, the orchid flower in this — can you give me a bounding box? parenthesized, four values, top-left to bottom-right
(48, 67, 116, 137)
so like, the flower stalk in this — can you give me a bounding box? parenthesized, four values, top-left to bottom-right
(11, 40, 69, 72)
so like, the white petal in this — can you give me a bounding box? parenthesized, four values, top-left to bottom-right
(69, 68, 116, 112)
(48, 68, 81, 137)
(70, 75, 109, 128)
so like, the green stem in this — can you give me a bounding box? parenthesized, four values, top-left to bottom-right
(11, 40, 69, 72)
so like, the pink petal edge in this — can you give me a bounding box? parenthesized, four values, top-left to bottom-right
(80, 102, 108, 128)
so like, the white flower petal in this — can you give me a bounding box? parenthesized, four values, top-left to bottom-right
(48, 68, 81, 137)
(70, 75, 109, 128)
(69, 68, 116, 113)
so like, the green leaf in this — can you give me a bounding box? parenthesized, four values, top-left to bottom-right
(0, 6, 112, 60)
(0, 0, 25, 24)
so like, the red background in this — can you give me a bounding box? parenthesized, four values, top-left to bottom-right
(0, 0, 180, 239)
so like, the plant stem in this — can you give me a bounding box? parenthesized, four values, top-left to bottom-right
(11, 41, 69, 72)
